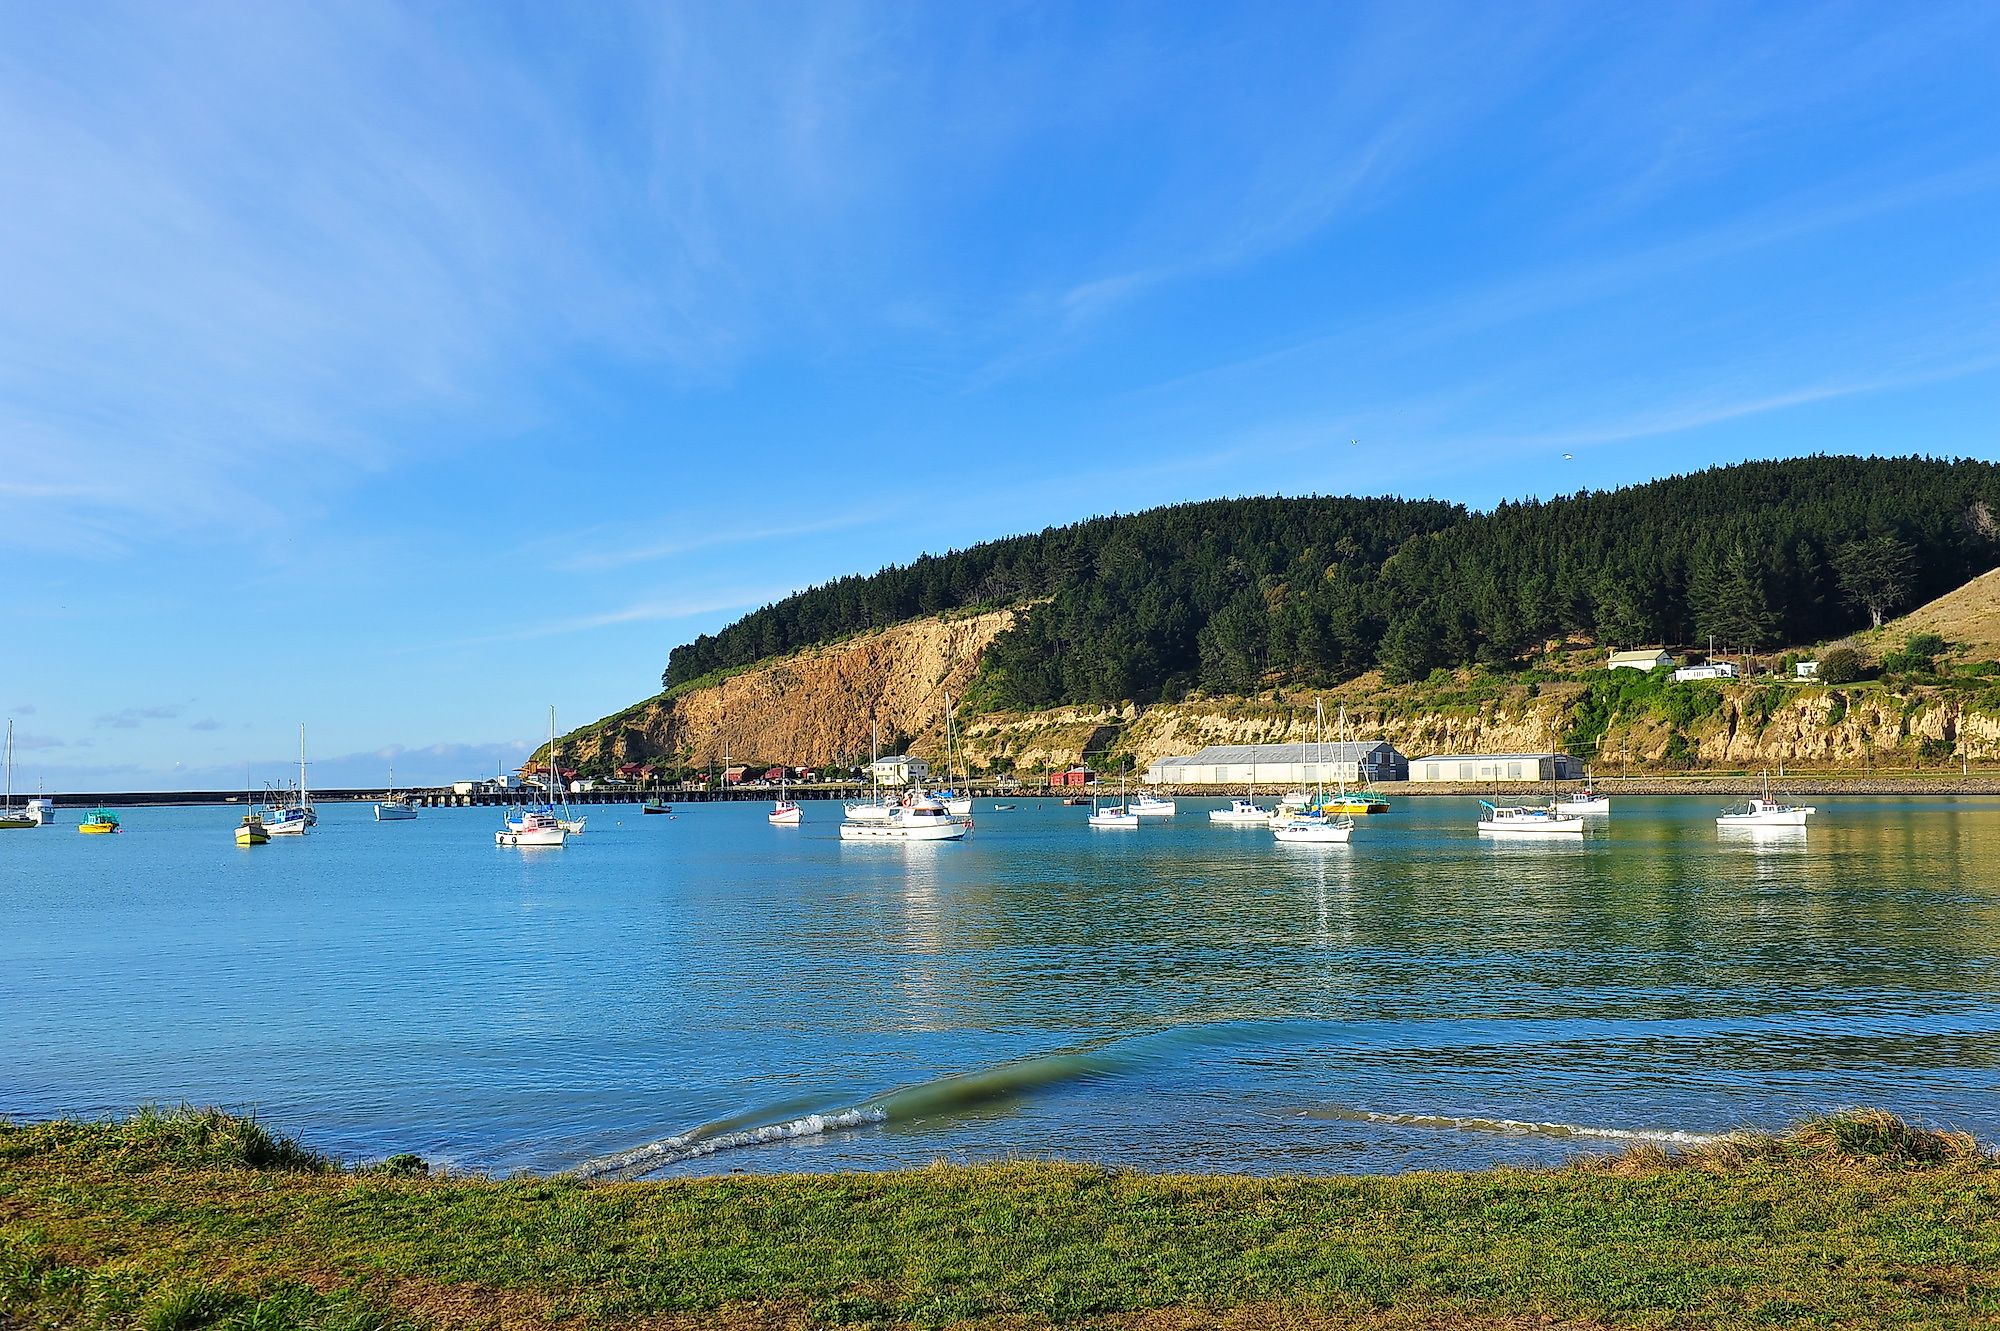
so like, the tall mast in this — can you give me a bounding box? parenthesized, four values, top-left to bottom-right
(1336, 705, 1348, 802)
(5, 719, 13, 809)
(299, 724, 308, 807)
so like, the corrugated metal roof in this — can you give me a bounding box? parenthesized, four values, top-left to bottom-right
(1151, 742, 1394, 767)
(1412, 753, 1567, 763)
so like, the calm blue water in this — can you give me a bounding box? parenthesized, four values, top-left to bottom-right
(4, 796, 1998, 1177)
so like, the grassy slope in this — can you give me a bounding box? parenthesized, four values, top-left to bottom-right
(1874, 567, 2000, 659)
(4, 1110, 1998, 1330)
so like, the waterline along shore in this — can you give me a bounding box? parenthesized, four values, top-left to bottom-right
(25, 773, 2000, 807)
(2, 1107, 1994, 1330)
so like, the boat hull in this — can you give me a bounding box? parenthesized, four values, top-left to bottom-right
(77, 823, 117, 835)
(1272, 821, 1353, 843)
(1555, 797, 1611, 815)
(0, 815, 35, 831)
(1716, 810, 1809, 827)
(838, 818, 968, 841)
(1478, 819, 1584, 836)
(374, 803, 418, 821)
(1208, 810, 1271, 825)
(1320, 800, 1390, 816)
(235, 825, 269, 846)
(769, 804, 802, 824)
(642, 804, 672, 815)
(1131, 798, 1176, 818)
(1088, 812, 1139, 828)
(497, 827, 567, 846)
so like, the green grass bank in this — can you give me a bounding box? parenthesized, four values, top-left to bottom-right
(3, 1108, 1997, 1330)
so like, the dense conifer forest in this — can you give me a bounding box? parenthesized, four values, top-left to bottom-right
(663, 456, 2000, 709)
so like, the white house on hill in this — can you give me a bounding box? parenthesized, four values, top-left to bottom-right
(1608, 649, 1677, 672)
(866, 755, 929, 786)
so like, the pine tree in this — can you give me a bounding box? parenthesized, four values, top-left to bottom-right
(1833, 532, 1917, 629)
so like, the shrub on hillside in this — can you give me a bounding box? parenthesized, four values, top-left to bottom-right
(1816, 646, 1868, 684)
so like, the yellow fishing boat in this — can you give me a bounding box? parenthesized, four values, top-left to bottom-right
(77, 808, 120, 834)
(1321, 791, 1391, 815)
(235, 812, 270, 846)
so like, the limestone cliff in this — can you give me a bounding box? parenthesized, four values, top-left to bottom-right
(568, 606, 2000, 777)
(959, 684, 2000, 775)
(566, 609, 1015, 770)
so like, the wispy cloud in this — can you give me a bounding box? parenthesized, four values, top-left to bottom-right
(387, 586, 800, 656)
(93, 704, 186, 730)
(189, 718, 224, 732)
(552, 513, 876, 572)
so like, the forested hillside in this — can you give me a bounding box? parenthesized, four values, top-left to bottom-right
(663, 456, 2000, 710)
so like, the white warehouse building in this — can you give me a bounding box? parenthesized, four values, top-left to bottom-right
(1145, 741, 1407, 787)
(1408, 752, 1578, 783)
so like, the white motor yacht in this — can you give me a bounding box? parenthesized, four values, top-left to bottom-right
(1477, 802, 1585, 836)
(1130, 794, 1176, 818)
(1210, 798, 1272, 825)
(839, 792, 969, 841)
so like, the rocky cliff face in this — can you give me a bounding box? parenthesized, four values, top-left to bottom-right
(567, 609, 1015, 770)
(570, 609, 2000, 775)
(953, 685, 2000, 774)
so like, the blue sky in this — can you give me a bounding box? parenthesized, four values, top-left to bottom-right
(4, 1, 1998, 791)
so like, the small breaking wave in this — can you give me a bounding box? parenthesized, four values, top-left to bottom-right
(573, 1043, 1128, 1180)
(574, 1107, 888, 1180)
(1307, 1105, 1731, 1146)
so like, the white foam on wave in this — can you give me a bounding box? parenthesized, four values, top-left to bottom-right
(1314, 1106, 1732, 1146)
(573, 1107, 887, 1181)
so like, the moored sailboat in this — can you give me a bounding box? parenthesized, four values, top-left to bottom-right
(1271, 699, 1354, 844)
(1088, 773, 1140, 828)
(374, 766, 418, 821)
(1477, 802, 1584, 836)
(263, 726, 316, 836)
(501, 709, 571, 847)
(0, 721, 34, 830)
(1717, 771, 1814, 827)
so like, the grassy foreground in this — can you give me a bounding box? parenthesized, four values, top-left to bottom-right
(3, 1110, 1997, 1330)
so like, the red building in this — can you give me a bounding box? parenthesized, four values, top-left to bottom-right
(1048, 766, 1095, 788)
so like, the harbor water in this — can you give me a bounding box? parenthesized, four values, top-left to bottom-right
(4, 795, 1997, 1177)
